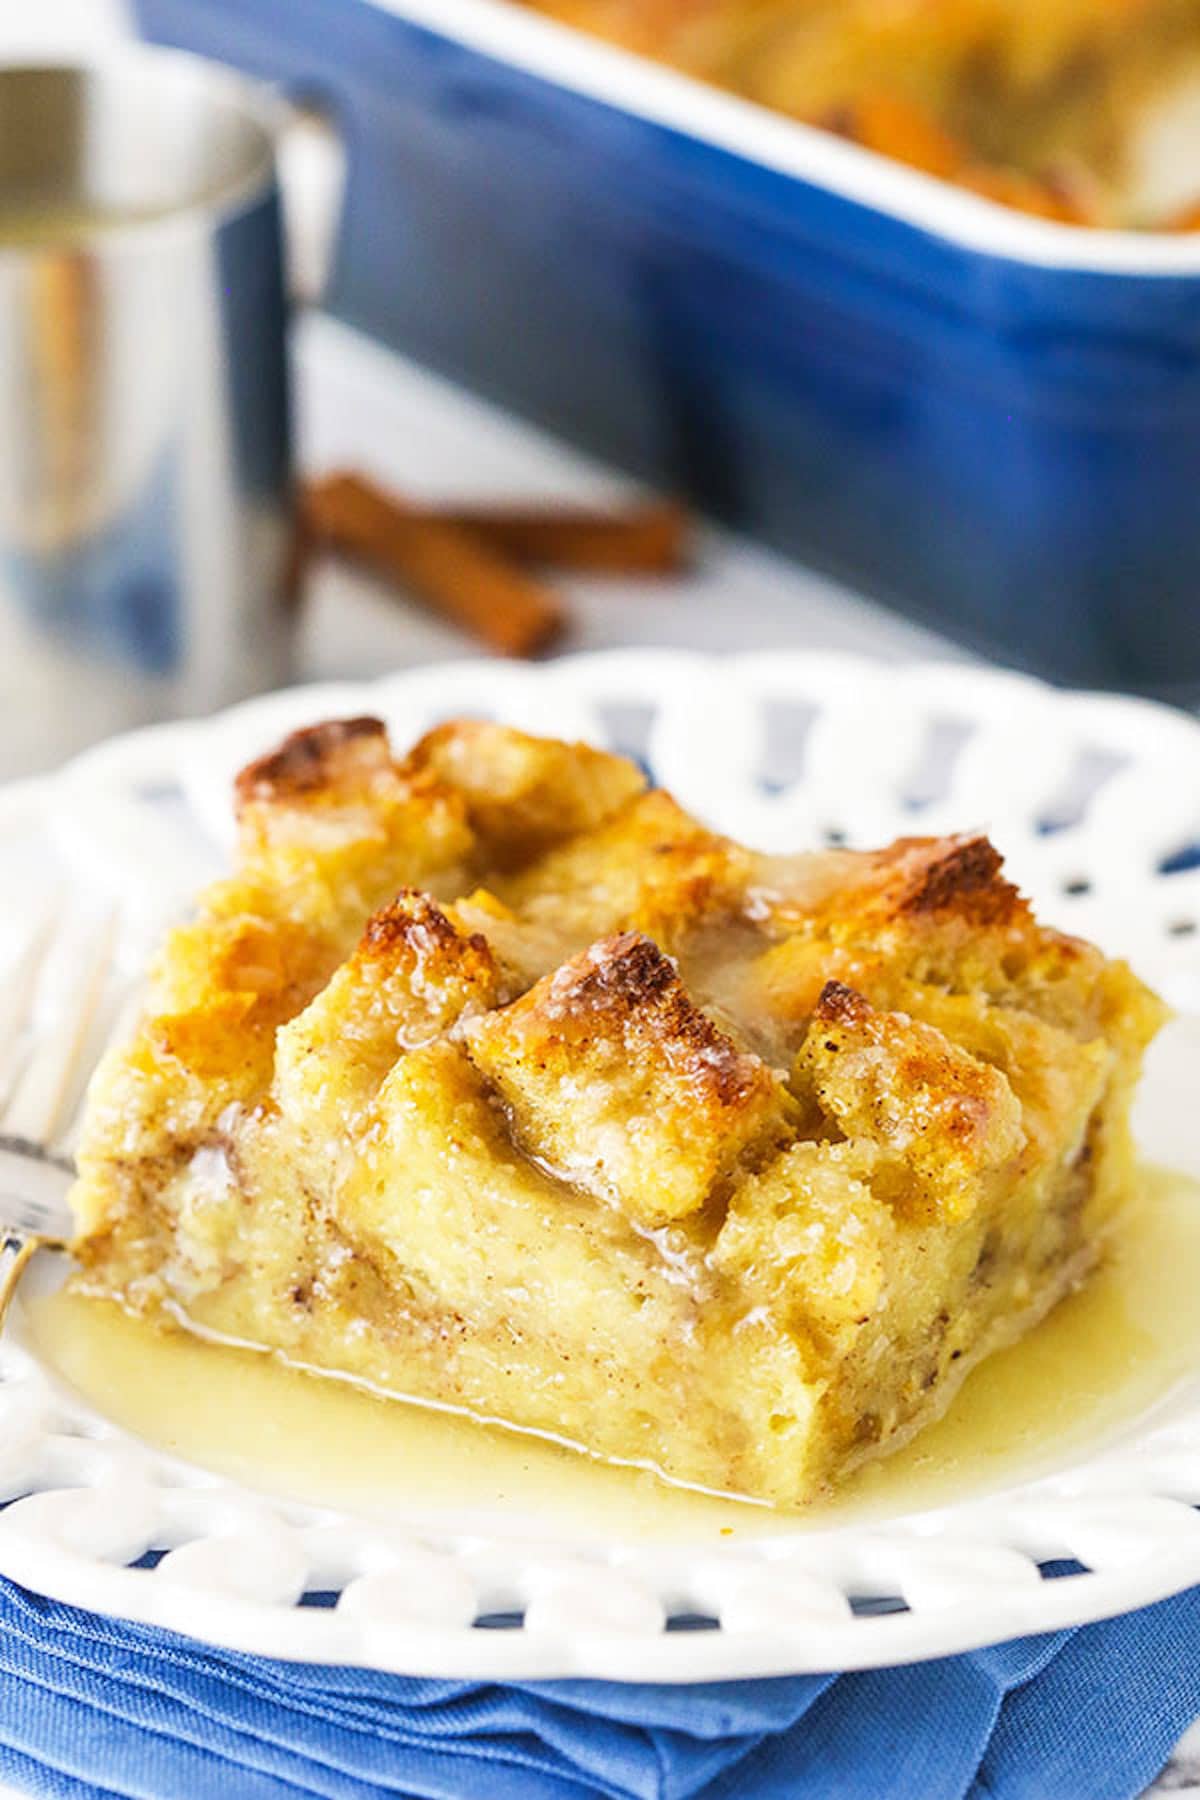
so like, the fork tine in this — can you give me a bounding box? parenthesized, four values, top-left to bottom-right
(0, 911, 59, 1108)
(3, 910, 117, 1151)
(56, 979, 144, 1161)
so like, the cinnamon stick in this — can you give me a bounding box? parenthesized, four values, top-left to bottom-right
(431, 500, 689, 573)
(302, 473, 566, 658)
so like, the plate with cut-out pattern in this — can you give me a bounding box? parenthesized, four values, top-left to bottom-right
(3, 649, 1200, 1681)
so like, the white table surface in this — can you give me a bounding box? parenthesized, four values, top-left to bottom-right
(0, 3, 1196, 1796)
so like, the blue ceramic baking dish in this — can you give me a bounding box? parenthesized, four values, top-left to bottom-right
(135, 0, 1200, 696)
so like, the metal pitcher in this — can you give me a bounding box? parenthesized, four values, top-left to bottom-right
(0, 51, 294, 774)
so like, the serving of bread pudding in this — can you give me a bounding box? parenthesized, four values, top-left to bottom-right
(68, 718, 1165, 1504)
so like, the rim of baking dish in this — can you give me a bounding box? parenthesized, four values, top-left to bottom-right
(368, 0, 1200, 275)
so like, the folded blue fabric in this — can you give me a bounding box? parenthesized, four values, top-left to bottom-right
(0, 1573, 1197, 1800)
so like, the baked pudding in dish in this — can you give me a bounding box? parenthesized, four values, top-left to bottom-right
(519, 0, 1200, 226)
(69, 718, 1166, 1504)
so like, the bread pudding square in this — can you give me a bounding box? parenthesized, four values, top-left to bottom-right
(69, 717, 1166, 1504)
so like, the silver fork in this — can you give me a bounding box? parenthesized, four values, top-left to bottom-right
(0, 909, 133, 1328)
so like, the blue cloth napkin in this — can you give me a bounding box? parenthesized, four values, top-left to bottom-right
(1, 1573, 1198, 1800)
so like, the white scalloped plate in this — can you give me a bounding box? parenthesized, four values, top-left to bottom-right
(5, 649, 1200, 1682)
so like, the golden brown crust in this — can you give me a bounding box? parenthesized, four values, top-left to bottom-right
(347, 889, 501, 1024)
(494, 930, 770, 1112)
(273, 890, 500, 1149)
(235, 717, 389, 808)
(360, 888, 492, 970)
(404, 718, 645, 866)
(891, 835, 1015, 920)
(813, 977, 871, 1028)
(798, 980, 1026, 1220)
(749, 830, 1120, 1056)
(467, 931, 794, 1225)
(814, 834, 1026, 930)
